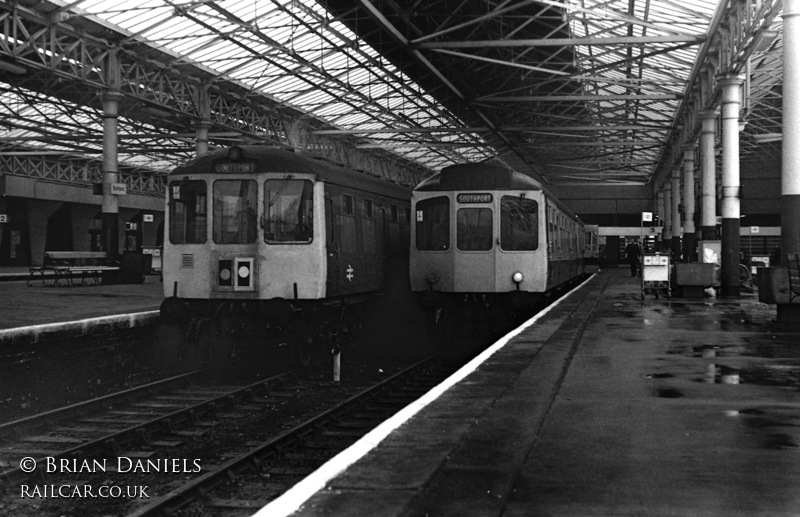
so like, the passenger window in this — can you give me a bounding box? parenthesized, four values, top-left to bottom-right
(169, 180, 207, 244)
(500, 196, 538, 251)
(415, 196, 450, 251)
(343, 195, 354, 215)
(362, 199, 374, 218)
(264, 179, 313, 243)
(213, 180, 257, 244)
(457, 208, 493, 251)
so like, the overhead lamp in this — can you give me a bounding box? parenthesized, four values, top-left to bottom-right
(752, 132, 782, 144)
(142, 105, 172, 118)
(752, 30, 778, 52)
(0, 60, 27, 75)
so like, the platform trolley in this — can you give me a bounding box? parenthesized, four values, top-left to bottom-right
(641, 253, 671, 300)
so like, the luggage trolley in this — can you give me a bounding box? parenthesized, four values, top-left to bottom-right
(641, 253, 671, 299)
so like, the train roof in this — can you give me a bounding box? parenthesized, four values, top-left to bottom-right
(413, 163, 543, 192)
(170, 145, 410, 200)
(414, 162, 583, 225)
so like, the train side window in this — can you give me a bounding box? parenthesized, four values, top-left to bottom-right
(169, 180, 207, 244)
(500, 196, 538, 251)
(213, 180, 257, 244)
(457, 208, 493, 251)
(343, 195, 354, 216)
(362, 199, 374, 218)
(415, 196, 450, 251)
(264, 179, 313, 243)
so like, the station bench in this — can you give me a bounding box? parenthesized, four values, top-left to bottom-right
(28, 251, 121, 287)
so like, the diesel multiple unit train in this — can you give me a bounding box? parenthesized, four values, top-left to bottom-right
(410, 163, 585, 334)
(160, 146, 585, 347)
(159, 145, 411, 352)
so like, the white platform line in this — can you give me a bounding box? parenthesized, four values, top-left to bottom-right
(254, 275, 594, 517)
(0, 310, 160, 343)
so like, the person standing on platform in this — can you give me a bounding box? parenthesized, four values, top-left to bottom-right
(625, 238, 642, 277)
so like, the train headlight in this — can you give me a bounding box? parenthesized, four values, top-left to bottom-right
(426, 271, 440, 284)
(512, 272, 524, 284)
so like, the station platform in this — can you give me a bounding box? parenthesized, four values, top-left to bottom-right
(0, 267, 163, 331)
(259, 268, 800, 517)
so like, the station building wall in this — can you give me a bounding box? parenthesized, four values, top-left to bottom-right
(0, 174, 164, 267)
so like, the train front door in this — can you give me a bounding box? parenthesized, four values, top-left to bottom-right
(452, 205, 495, 292)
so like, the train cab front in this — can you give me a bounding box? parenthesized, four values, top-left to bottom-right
(161, 146, 326, 327)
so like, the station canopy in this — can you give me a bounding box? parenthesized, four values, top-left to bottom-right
(0, 0, 784, 186)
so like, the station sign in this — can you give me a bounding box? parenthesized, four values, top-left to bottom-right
(641, 211, 653, 222)
(457, 193, 493, 204)
(0, 214, 7, 223)
(111, 183, 127, 195)
(143, 214, 154, 223)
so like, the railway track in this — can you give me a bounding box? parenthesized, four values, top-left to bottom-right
(0, 355, 448, 516)
(131, 355, 449, 517)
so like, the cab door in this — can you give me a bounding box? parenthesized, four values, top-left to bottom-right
(325, 196, 339, 296)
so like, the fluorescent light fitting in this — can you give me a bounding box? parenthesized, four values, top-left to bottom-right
(0, 60, 27, 74)
(752, 132, 782, 144)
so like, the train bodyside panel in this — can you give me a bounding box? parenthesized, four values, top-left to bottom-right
(257, 178, 327, 300)
(163, 243, 214, 299)
(544, 195, 585, 291)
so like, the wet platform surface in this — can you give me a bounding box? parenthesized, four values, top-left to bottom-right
(0, 268, 163, 330)
(260, 268, 800, 517)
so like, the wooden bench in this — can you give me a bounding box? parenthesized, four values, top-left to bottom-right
(789, 253, 800, 304)
(28, 251, 120, 286)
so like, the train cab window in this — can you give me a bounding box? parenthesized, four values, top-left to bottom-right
(169, 180, 207, 244)
(500, 196, 538, 251)
(457, 208, 493, 251)
(213, 180, 257, 244)
(415, 196, 449, 251)
(265, 179, 313, 243)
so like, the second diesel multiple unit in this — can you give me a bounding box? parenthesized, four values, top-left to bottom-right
(160, 145, 410, 353)
(410, 163, 585, 332)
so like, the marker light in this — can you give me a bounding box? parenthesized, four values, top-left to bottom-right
(227, 146, 243, 160)
(512, 272, 524, 284)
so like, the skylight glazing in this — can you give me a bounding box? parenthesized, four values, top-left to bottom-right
(73, 0, 493, 171)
